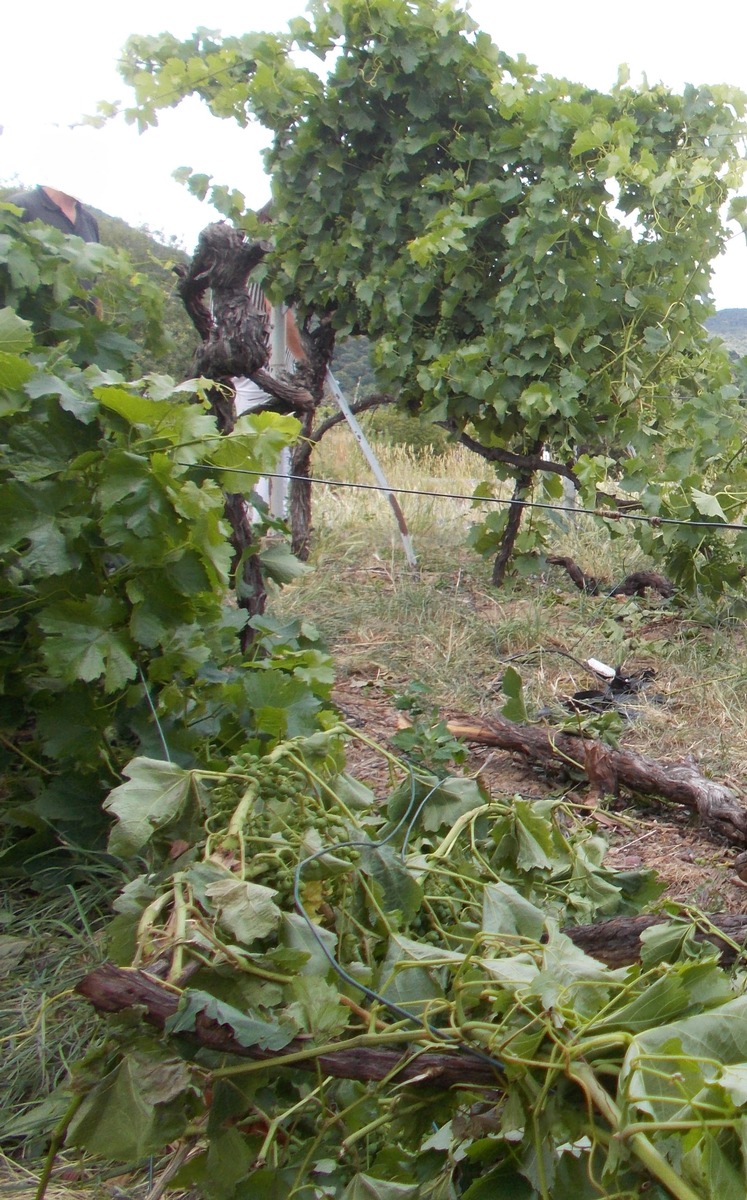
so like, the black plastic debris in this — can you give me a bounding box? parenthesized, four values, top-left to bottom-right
(539, 663, 661, 722)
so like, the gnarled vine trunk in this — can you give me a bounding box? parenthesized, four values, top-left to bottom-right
(492, 465, 535, 588)
(446, 714, 747, 846)
(175, 224, 335, 636)
(285, 316, 335, 559)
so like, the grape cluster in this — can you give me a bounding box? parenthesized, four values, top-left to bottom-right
(407, 890, 473, 945)
(703, 537, 736, 576)
(233, 753, 309, 803)
(207, 752, 358, 908)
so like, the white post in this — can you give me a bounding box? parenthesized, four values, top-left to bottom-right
(561, 474, 577, 520)
(268, 304, 290, 519)
(326, 370, 418, 568)
(542, 448, 577, 526)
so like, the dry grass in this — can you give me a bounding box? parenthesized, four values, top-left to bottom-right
(276, 424, 747, 786)
(0, 877, 151, 1197)
(0, 883, 111, 1165)
(0, 1152, 190, 1200)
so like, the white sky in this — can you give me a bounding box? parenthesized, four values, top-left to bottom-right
(1, 0, 746, 307)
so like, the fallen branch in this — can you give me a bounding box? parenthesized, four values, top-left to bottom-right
(547, 555, 600, 594)
(567, 913, 747, 968)
(547, 556, 674, 599)
(447, 715, 747, 846)
(611, 571, 675, 599)
(77, 912, 747, 1076)
(76, 963, 501, 1089)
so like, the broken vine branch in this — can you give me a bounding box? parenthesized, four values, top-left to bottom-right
(447, 715, 747, 846)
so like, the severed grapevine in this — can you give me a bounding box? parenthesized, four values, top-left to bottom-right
(64, 731, 747, 1200)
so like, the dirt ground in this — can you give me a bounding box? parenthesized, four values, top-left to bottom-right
(333, 676, 747, 919)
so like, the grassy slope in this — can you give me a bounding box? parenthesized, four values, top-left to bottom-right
(272, 429, 747, 916)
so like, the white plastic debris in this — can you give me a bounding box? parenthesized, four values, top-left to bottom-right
(586, 657, 616, 680)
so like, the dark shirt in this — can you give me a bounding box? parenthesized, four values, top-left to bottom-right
(7, 186, 99, 243)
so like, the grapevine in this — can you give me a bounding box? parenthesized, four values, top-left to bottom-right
(114, 0, 747, 588)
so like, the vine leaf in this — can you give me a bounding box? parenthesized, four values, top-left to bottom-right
(512, 800, 556, 872)
(377, 933, 462, 1013)
(592, 965, 728, 1036)
(620, 994, 747, 1128)
(690, 488, 727, 521)
(287, 977, 349, 1038)
(0, 306, 32, 354)
(260, 541, 312, 585)
(39, 597, 136, 692)
(329, 773, 376, 812)
(205, 412, 301, 493)
(95, 386, 176, 427)
(481, 881, 545, 939)
(500, 666, 528, 723)
(359, 843, 423, 920)
(0, 351, 33, 391)
(242, 672, 323, 739)
(206, 878, 282, 944)
(342, 1176, 421, 1200)
(281, 911, 338, 976)
(420, 776, 486, 832)
(104, 758, 199, 857)
(387, 774, 485, 833)
(67, 1053, 193, 1161)
(165, 990, 296, 1051)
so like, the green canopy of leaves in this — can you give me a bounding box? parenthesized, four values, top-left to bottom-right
(117, 1, 744, 459)
(0, 206, 328, 872)
(113, 0, 747, 589)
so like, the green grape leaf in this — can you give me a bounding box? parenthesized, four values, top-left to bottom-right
(342, 1177, 421, 1200)
(690, 488, 727, 521)
(38, 597, 136, 691)
(0, 306, 33, 353)
(377, 933, 461, 1014)
(0, 350, 34, 391)
(205, 878, 282, 944)
(165, 990, 295, 1051)
(621, 995, 747, 1125)
(103, 758, 198, 857)
(501, 666, 528, 723)
(287, 977, 349, 1038)
(482, 882, 546, 939)
(68, 1053, 193, 1161)
(329, 773, 376, 811)
(359, 843, 423, 920)
(259, 541, 312, 585)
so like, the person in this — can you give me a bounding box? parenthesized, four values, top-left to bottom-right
(7, 184, 99, 243)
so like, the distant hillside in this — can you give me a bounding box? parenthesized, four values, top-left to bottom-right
(1, 187, 196, 378)
(90, 208, 196, 379)
(706, 309, 747, 359)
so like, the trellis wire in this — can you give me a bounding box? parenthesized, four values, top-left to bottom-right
(190, 464, 747, 534)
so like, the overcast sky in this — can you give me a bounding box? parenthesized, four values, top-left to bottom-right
(2, 0, 746, 307)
